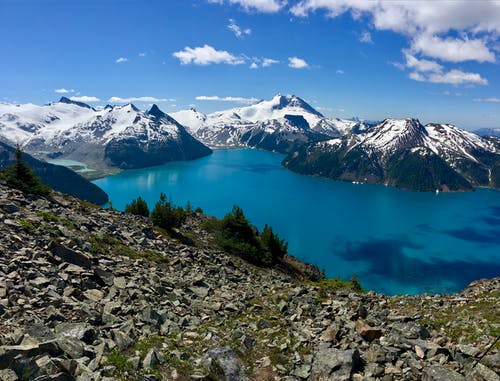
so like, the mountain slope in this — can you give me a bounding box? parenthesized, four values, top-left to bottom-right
(283, 118, 500, 191)
(0, 99, 212, 172)
(0, 141, 108, 204)
(172, 94, 357, 153)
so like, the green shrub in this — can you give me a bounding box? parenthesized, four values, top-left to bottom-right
(150, 193, 186, 231)
(261, 224, 288, 262)
(125, 196, 150, 217)
(0, 146, 50, 196)
(210, 205, 289, 267)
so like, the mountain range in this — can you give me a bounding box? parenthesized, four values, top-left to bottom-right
(1, 94, 499, 193)
(171, 94, 370, 153)
(283, 118, 500, 191)
(0, 97, 212, 175)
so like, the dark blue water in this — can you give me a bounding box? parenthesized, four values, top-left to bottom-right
(94, 149, 500, 295)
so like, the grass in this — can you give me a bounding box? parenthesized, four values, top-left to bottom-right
(390, 290, 500, 349)
(87, 233, 168, 263)
(312, 276, 365, 302)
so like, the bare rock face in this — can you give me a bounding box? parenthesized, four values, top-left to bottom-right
(0, 182, 498, 380)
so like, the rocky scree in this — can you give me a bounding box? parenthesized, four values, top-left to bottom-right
(0, 182, 498, 381)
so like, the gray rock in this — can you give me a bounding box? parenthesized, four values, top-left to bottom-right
(311, 348, 360, 380)
(142, 348, 164, 369)
(422, 365, 465, 381)
(0, 369, 19, 381)
(1, 203, 19, 214)
(467, 363, 500, 381)
(202, 347, 247, 381)
(49, 241, 93, 268)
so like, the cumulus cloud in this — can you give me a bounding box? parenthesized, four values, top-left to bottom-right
(404, 52, 443, 73)
(195, 95, 259, 104)
(115, 57, 128, 63)
(290, 1, 499, 63)
(412, 34, 495, 63)
(250, 62, 259, 69)
(54, 88, 74, 94)
(288, 56, 309, 69)
(228, 19, 251, 37)
(69, 96, 100, 102)
(262, 58, 279, 67)
(403, 52, 487, 85)
(473, 97, 500, 103)
(410, 69, 488, 85)
(108, 96, 175, 103)
(173, 44, 244, 65)
(359, 31, 373, 44)
(208, 0, 285, 13)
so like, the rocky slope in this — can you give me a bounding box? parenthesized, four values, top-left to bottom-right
(283, 118, 500, 192)
(0, 182, 498, 381)
(0, 99, 212, 175)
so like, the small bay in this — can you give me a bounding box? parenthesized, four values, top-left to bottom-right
(94, 148, 500, 295)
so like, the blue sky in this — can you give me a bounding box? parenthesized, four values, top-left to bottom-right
(0, 0, 499, 129)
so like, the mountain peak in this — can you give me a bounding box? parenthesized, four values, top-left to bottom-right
(269, 94, 323, 117)
(58, 97, 94, 110)
(148, 104, 166, 119)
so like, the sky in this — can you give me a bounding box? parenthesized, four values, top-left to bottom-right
(0, 0, 499, 130)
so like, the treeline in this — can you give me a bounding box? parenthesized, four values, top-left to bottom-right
(124, 196, 288, 267)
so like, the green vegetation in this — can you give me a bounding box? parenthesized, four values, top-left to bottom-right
(150, 193, 186, 231)
(207, 205, 288, 267)
(0, 146, 51, 196)
(313, 276, 365, 302)
(387, 150, 472, 191)
(125, 196, 150, 217)
(88, 233, 167, 263)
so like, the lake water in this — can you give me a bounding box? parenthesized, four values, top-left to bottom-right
(94, 149, 500, 295)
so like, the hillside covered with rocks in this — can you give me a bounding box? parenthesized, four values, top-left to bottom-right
(0, 182, 498, 381)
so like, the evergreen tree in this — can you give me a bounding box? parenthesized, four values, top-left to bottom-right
(260, 224, 288, 262)
(150, 193, 186, 230)
(125, 196, 150, 217)
(1, 146, 50, 196)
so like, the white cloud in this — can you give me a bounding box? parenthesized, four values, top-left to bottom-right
(138, 52, 146, 57)
(54, 88, 74, 94)
(410, 69, 488, 86)
(359, 31, 373, 44)
(290, 1, 499, 63)
(412, 34, 495, 63)
(228, 19, 251, 37)
(473, 97, 500, 103)
(250, 62, 259, 69)
(108, 96, 175, 103)
(196, 95, 259, 104)
(173, 44, 244, 65)
(402, 51, 487, 86)
(115, 57, 128, 63)
(288, 56, 309, 69)
(404, 52, 443, 73)
(69, 96, 100, 102)
(209, 0, 285, 13)
(336, 69, 345, 74)
(262, 58, 279, 67)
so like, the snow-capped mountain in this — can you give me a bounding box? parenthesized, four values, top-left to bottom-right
(170, 94, 357, 153)
(474, 128, 500, 138)
(283, 118, 500, 192)
(0, 98, 212, 172)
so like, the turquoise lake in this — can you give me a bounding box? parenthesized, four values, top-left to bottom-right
(94, 149, 500, 295)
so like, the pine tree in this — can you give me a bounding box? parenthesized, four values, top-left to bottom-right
(125, 196, 150, 217)
(1, 146, 50, 196)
